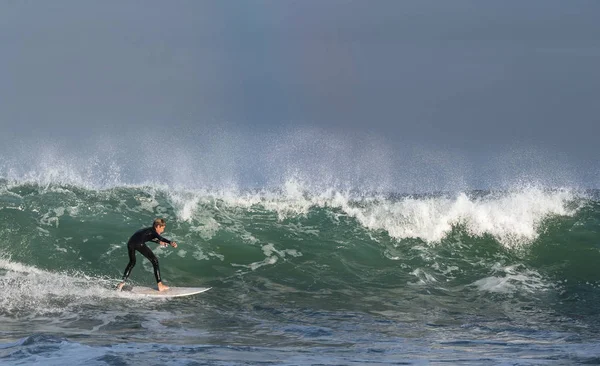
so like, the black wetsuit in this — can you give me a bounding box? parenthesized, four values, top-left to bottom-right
(121, 227, 172, 283)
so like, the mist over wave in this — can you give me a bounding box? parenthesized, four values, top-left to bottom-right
(0, 124, 589, 193)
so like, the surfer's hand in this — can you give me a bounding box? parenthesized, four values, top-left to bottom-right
(171, 241, 177, 248)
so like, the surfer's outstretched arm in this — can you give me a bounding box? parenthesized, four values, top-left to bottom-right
(153, 233, 177, 248)
(153, 238, 177, 248)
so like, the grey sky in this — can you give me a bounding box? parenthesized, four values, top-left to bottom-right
(1, 1, 599, 190)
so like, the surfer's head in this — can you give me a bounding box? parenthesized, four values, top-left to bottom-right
(153, 218, 166, 234)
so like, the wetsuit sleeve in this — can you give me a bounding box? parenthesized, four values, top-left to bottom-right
(153, 232, 172, 244)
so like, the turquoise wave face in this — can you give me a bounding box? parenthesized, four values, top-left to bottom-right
(1, 180, 600, 319)
(0, 182, 600, 286)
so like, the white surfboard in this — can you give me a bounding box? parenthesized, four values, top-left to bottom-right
(126, 286, 211, 298)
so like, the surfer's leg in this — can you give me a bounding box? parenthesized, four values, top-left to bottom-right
(138, 243, 165, 287)
(122, 243, 137, 281)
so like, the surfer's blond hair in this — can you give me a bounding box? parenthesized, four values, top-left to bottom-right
(153, 218, 166, 228)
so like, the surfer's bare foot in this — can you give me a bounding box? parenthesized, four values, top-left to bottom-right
(116, 282, 125, 291)
(157, 282, 169, 291)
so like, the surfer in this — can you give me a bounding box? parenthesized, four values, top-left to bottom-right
(116, 218, 178, 292)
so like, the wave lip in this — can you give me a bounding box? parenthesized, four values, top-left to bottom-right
(203, 181, 583, 248)
(321, 186, 582, 247)
(0, 178, 586, 249)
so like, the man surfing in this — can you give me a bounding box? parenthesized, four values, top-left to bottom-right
(116, 218, 177, 291)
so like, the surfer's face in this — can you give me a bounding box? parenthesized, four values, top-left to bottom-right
(155, 225, 165, 234)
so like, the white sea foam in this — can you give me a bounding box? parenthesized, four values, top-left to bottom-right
(0, 258, 125, 316)
(336, 186, 580, 248)
(471, 263, 551, 294)
(230, 243, 302, 271)
(175, 179, 583, 248)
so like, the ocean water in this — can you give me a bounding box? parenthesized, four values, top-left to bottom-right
(1, 175, 600, 364)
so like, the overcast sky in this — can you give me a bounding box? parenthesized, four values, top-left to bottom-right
(1, 1, 599, 190)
